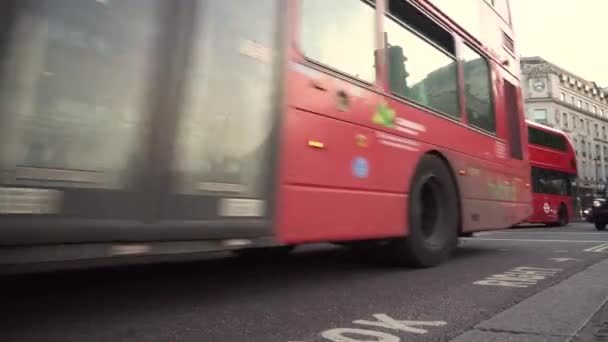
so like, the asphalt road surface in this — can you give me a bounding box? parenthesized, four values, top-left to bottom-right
(3, 222, 608, 342)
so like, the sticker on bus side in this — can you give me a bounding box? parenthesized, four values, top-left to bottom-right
(351, 157, 370, 179)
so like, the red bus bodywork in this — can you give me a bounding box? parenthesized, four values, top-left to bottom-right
(525, 120, 577, 225)
(0, 0, 532, 270)
(278, 0, 530, 242)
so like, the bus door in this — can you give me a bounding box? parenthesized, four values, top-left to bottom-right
(158, 0, 282, 230)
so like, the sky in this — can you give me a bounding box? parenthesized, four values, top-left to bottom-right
(510, 0, 608, 86)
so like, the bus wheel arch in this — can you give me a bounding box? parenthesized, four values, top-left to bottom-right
(426, 151, 464, 236)
(385, 151, 461, 267)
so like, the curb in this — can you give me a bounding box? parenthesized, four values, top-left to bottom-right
(450, 258, 608, 341)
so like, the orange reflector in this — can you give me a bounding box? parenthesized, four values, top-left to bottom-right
(525, 183, 530, 188)
(308, 140, 325, 149)
(458, 170, 466, 175)
(355, 134, 368, 148)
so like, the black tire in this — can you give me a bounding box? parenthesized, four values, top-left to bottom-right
(595, 222, 606, 231)
(556, 204, 569, 227)
(385, 154, 459, 267)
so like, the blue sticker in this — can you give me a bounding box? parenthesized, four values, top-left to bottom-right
(351, 157, 369, 178)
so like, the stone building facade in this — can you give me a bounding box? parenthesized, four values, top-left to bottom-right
(521, 56, 608, 212)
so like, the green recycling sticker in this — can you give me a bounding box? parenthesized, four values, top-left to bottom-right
(373, 102, 396, 128)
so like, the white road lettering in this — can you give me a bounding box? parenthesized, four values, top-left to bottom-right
(321, 328, 399, 342)
(549, 257, 581, 262)
(474, 266, 562, 288)
(353, 314, 447, 335)
(584, 242, 608, 253)
(316, 314, 447, 342)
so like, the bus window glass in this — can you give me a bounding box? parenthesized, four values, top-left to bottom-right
(461, 44, 495, 133)
(172, 0, 279, 196)
(532, 167, 572, 196)
(528, 126, 567, 151)
(300, 0, 376, 82)
(0, 0, 161, 188)
(384, 16, 460, 118)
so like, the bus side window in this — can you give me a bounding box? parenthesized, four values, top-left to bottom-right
(504, 80, 523, 159)
(461, 44, 495, 134)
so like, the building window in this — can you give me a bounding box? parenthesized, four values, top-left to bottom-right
(595, 124, 599, 137)
(582, 139, 587, 154)
(593, 105, 597, 114)
(532, 109, 548, 124)
(560, 92, 566, 101)
(578, 99, 583, 108)
(383, 10, 460, 118)
(562, 112, 568, 128)
(604, 146, 608, 161)
(583, 161, 587, 178)
(573, 114, 577, 128)
(602, 108, 605, 117)
(571, 96, 575, 104)
(461, 44, 494, 132)
(585, 102, 589, 110)
(587, 121, 591, 133)
(580, 118, 585, 131)
(300, 0, 376, 82)
(574, 138, 578, 155)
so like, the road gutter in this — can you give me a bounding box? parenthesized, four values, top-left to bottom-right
(450, 258, 608, 342)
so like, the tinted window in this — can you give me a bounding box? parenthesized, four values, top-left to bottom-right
(384, 15, 460, 118)
(461, 44, 495, 133)
(504, 80, 523, 159)
(532, 167, 572, 196)
(0, 0, 161, 188)
(300, 0, 376, 82)
(528, 126, 567, 152)
(172, 0, 279, 196)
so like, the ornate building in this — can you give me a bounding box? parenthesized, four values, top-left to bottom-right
(521, 56, 608, 211)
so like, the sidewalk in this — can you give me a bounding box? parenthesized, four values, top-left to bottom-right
(450, 258, 608, 341)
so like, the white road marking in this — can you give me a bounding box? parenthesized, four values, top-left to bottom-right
(549, 258, 581, 262)
(474, 266, 562, 288)
(584, 242, 608, 252)
(353, 314, 446, 335)
(555, 250, 569, 253)
(464, 238, 607, 243)
(318, 314, 447, 341)
(321, 328, 399, 342)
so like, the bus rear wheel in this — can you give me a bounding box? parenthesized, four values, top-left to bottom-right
(386, 155, 459, 268)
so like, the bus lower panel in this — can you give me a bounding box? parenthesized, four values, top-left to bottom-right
(276, 185, 407, 244)
(0, 218, 272, 246)
(1, 236, 277, 274)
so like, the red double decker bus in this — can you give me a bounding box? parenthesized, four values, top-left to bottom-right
(525, 120, 577, 226)
(0, 0, 530, 272)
